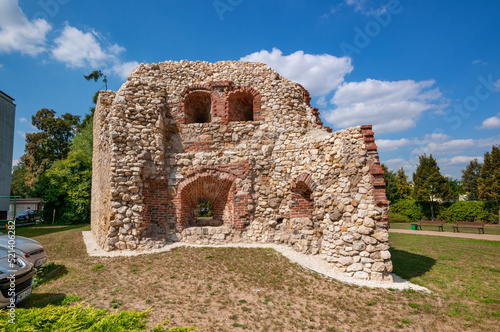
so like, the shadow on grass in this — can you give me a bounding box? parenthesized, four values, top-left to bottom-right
(11, 224, 90, 238)
(390, 248, 436, 280)
(20, 293, 69, 308)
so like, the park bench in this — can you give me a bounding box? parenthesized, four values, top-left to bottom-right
(411, 220, 444, 231)
(452, 221, 485, 234)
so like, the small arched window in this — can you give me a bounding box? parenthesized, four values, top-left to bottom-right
(184, 91, 211, 124)
(228, 91, 253, 122)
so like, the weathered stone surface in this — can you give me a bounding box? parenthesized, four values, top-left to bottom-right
(90, 60, 392, 281)
(372, 231, 389, 242)
(371, 262, 386, 272)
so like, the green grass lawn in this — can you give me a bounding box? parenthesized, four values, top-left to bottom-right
(390, 222, 500, 235)
(390, 232, 500, 327)
(1, 224, 499, 330)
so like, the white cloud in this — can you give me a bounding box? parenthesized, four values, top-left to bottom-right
(16, 130, 25, 138)
(449, 156, 483, 164)
(108, 43, 126, 56)
(477, 114, 500, 130)
(315, 96, 327, 108)
(19, 117, 27, 123)
(0, 0, 52, 56)
(412, 139, 476, 156)
(52, 25, 111, 68)
(0, 64, 3, 68)
(241, 48, 353, 96)
(412, 135, 500, 156)
(377, 138, 411, 152)
(51, 24, 137, 80)
(472, 59, 487, 66)
(495, 79, 500, 92)
(384, 158, 417, 174)
(109, 61, 140, 80)
(325, 79, 443, 133)
(345, 0, 388, 16)
(12, 159, 19, 168)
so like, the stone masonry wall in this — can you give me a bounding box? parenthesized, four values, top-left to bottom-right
(92, 60, 392, 281)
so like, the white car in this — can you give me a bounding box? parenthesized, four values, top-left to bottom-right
(0, 232, 48, 268)
(0, 247, 35, 308)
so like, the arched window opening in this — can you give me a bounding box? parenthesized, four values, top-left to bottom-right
(228, 91, 253, 122)
(294, 182, 313, 201)
(184, 91, 211, 124)
(291, 181, 314, 219)
(190, 198, 222, 227)
(195, 198, 214, 219)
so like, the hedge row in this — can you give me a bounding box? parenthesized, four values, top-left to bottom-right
(389, 199, 498, 223)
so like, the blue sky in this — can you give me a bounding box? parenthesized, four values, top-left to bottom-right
(1, 0, 499, 179)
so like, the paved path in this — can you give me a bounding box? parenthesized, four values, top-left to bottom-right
(389, 229, 500, 241)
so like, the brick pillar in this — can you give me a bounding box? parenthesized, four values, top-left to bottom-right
(361, 125, 389, 228)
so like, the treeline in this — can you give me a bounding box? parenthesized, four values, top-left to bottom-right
(10, 110, 93, 224)
(10, 72, 104, 224)
(383, 148, 500, 224)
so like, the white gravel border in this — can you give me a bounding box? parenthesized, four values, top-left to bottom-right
(82, 231, 429, 292)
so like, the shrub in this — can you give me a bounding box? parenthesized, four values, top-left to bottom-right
(390, 200, 426, 222)
(437, 201, 498, 223)
(0, 304, 197, 331)
(388, 211, 411, 223)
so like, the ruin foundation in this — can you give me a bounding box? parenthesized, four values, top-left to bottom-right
(91, 60, 392, 281)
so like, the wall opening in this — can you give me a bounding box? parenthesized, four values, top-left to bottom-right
(179, 173, 235, 229)
(184, 91, 212, 124)
(228, 91, 253, 122)
(290, 181, 314, 219)
(191, 198, 220, 226)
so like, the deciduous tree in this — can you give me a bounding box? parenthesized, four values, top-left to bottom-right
(478, 145, 500, 223)
(22, 109, 80, 188)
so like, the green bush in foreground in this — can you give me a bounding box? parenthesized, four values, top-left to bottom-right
(0, 304, 197, 332)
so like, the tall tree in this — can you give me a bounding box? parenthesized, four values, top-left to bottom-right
(35, 121, 93, 224)
(413, 154, 452, 220)
(395, 168, 412, 200)
(381, 164, 399, 204)
(478, 145, 500, 223)
(461, 158, 482, 201)
(22, 109, 80, 188)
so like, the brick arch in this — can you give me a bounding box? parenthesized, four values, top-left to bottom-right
(180, 85, 212, 124)
(175, 170, 239, 230)
(226, 86, 262, 122)
(290, 174, 317, 219)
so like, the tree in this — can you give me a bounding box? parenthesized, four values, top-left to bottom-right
(22, 109, 80, 188)
(461, 158, 482, 201)
(395, 168, 412, 200)
(34, 121, 93, 224)
(412, 154, 452, 220)
(10, 162, 31, 198)
(381, 164, 398, 204)
(446, 177, 463, 201)
(478, 145, 500, 223)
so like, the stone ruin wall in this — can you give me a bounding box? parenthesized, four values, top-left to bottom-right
(91, 60, 392, 281)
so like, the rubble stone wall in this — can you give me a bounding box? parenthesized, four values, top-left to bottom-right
(92, 60, 392, 281)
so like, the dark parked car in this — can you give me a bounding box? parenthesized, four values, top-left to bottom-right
(15, 210, 40, 222)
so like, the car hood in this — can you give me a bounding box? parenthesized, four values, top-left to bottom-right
(0, 247, 33, 275)
(0, 235, 43, 253)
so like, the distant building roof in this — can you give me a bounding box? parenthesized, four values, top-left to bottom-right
(0, 90, 15, 103)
